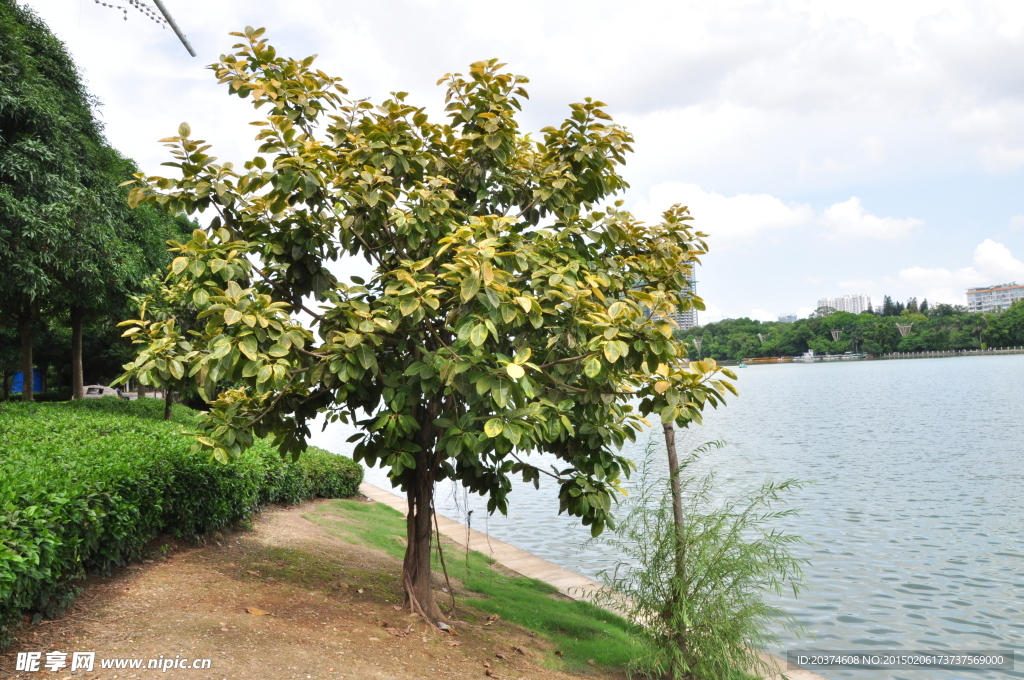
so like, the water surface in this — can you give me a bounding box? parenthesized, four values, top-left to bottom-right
(311, 355, 1024, 679)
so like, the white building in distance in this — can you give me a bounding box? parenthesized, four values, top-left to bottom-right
(778, 314, 797, 323)
(966, 282, 1024, 313)
(817, 294, 871, 314)
(665, 268, 698, 330)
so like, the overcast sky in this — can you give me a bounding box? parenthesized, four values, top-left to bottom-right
(25, 0, 1024, 321)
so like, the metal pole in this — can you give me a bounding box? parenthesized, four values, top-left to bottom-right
(151, 0, 196, 57)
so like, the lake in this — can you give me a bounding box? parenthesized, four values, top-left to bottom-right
(310, 354, 1024, 679)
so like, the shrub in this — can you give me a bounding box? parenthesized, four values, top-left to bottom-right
(598, 443, 806, 680)
(0, 398, 361, 648)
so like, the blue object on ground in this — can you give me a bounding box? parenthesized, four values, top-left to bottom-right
(11, 369, 43, 394)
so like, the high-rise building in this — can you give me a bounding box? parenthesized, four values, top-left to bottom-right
(816, 294, 871, 314)
(666, 268, 698, 330)
(778, 314, 797, 323)
(966, 282, 1024, 313)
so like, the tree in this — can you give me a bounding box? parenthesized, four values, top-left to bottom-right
(119, 28, 736, 621)
(0, 0, 181, 400)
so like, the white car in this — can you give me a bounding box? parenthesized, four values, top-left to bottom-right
(83, 385, 121, 398)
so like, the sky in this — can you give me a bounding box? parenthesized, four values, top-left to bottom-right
(23, 0, 1024, 321)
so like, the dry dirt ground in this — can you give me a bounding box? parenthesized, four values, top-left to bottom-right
(0, 499, 622, 680)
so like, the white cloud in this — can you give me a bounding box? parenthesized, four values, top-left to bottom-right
(838, 279, 875, 290)
(978, 145, 1024, 173)
(631, 182, 813, 245)
(748, 308, 778, 322)
(633, 184, 921, 244)
(897, 239, 1024, 303)
(821, 197, 923, 239)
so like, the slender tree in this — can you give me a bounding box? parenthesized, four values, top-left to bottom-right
(119, 28, 736, 620)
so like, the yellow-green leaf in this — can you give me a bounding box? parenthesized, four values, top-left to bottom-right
(224, 309, 242, 325)
(654, 380, 670, 394)
(461, 275, 481, 303)
(506, 363, 525, 379)
(171, 257, 189, 275)
(484, 418, 504, 437)
(470, 325, 487, 347)
(603, 342, 621, 363)
(584, 357, 601, 378)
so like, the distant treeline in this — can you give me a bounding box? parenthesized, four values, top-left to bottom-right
(677, 300, 1024, 361)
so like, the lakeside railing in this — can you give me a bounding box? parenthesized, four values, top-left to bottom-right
(716, 346, 1024, 366)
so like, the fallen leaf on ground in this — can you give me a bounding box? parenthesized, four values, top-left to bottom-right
(495, 653, 507, 660)
(587, 659, 596, 665)
(437, 621, 458, 635)
(447, 641, 461, 647)
(245, 607, 269, 616)
(485, 670, 498, 678)
(485, 614, 500, 622)
(392, 605, 402, 611)
(513, 647, 525, 655)
(554, 650, 563, 657)
(246, 570, 260, 576)
(357, 588, 364, 593)
(340, 583, 349, 589)
(483, 660, 491, 668)
(385, 627, 407, 637)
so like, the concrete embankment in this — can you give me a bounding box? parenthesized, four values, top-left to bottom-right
(360, 481, 828, 680)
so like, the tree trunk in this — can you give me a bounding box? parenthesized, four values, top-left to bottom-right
(138, 382, 147, 399)
(164, 389, 173, 420)
(2, 371, 8, 400)
(662, 421, 686, 548)
(71, 306, 85, 399)
(403, 472, 445, 622)
(401, 396, 445, 623)
(19, 307, 33, 402)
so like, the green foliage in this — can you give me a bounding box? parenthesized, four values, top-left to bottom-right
(598, 445, 806, 679)
(308, 499, 637, 671)
(119, 27, 735, 544)
(680, 301, 1024, 361)
(0, 0, 189, 397)
(0, 398, 362, 648)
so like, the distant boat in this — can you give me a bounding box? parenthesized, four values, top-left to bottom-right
(738, 362, 748, 368)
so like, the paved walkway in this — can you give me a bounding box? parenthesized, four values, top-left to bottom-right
(358, 482, 828, 680)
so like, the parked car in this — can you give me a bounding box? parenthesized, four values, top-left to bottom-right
(83, 385, 122, 399)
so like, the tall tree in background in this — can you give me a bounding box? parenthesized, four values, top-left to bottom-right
(120, 28, 735, 620)
(0, 0, 184, 399)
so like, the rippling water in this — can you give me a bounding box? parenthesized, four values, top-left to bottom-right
(310, 355, 1024, 679)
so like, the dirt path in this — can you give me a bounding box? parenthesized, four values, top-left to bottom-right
(1, 499, 617, 680)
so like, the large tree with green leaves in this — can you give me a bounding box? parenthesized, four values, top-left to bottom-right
(0, 0, 185, 399)
(119, 27, 735, 621)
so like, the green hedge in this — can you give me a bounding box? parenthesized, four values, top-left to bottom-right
(0, 398, 361, 648)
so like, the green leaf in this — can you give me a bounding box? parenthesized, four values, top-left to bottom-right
(357, 344, 375, 370)
(178, 122, 191, 137)
(256, 365, 272, 384)
(192, 288, 209, 307)
(171, 257, 189, 275)
(470, 325, 488, 347)
(461, 275, 481, 303)
(484, 418, 504, 437)
(584, 357, 601, 378)
(224, 309, 242, 325)
(603, 342, 621, 363)
(267, 343, 288, 357)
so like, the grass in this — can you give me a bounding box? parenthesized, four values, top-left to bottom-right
(305, 498, 637, 672)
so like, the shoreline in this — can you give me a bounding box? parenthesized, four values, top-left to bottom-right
(360, 482, 829, 680)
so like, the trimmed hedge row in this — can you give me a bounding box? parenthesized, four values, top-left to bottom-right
(0, 398, 362, 648)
